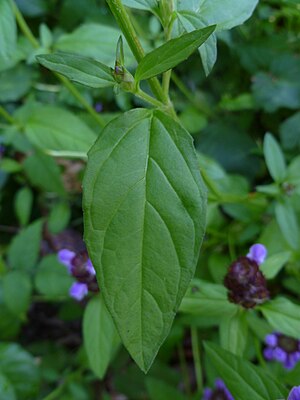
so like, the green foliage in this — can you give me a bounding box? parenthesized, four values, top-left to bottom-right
(135, 26, 215, 81)
(1, 0, 300, 397)
(83, 295, 120, 379)
(37, 53, 115, 88)
(204, 342, 287, 400)
(84, 108, 206, 371)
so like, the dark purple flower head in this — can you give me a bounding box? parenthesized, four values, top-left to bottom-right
(203, 379, 234, 400)
(288, 386, 300, 400)
(58, 249, 98, 300)
(263, 332, 300, 370)
(224, 256, 269, 308)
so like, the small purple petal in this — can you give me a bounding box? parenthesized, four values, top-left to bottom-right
(202, 388, 213, 400)
(214, 379, 234, 400)
(94, 102, 103, 113)
(58, 249, 75, 272)
(273, 347, 287, 363)
(265, 333, 278, 347)
(285, 355, 297, 370)
(69, 282, 88, 301)
(288, 386, 300, 400)
(247, 243, 267, 265)
(263, 347, 274, 361)
(86, 259, 96, 276)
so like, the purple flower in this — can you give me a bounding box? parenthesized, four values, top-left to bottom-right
(247, 244, 267, 265)
(57, 249, 99, 300)
(224, 256, 269, 308)
(94, 102, 103, 113)
(58, 249, 75, 273)
(288, 386, 300, 400)
(203, 379, 234, 400)
(69, 282, 88, 301)
(263, 332, 300, 370)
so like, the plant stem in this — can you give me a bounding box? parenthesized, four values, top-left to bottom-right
(57, 75, 105, 127)
(0, 106, 15, 124)
(106, 0, 168, 104)
(191, 327, 203, 394)
(171, 71, 212, 117)
(178, 344, 191, 395)
(11, 0, 105, 128)
(135, 88, 164, 108)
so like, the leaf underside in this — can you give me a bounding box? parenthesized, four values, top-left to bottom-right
(83, 108, 206, 372)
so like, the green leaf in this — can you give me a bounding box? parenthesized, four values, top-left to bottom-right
(21, 104, 97, 153)
(0, 374, 16, 400)
(0, 0, 17, 65)
(122, 0, 158, 11)
(48, 201, 71, 234)
(275, 201, 300, 250)
(198, 0, 259, 30)
(260, 297, 300, 339)
(35, 255, 73, 298)
(135, 26, 215, 81)
(177, 11, 217, 76)
(204, 342, 287, 400)
(37, 52, 115, 88)
(14, 187, 33, 226)
(145, 377, 186, 400)
(219, 309, 248, 356)
(83, 295, 120, 379)
(0, 65, 34, 102)
(260, 251, 291, 279)
(23, 152, 66, 196)
(0, 343, 40, 399)
(3, 271, 32, 319)
(55, 23, 134, 67)
(83, 108, 206, 372)
(263, 133, 287, 182)
(280, 112, 300, 150)
(179, 279, 237, 317)
(8, 219, 43, 271)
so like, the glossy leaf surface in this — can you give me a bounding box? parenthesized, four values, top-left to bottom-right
(83, 108, 206, 371)
(135, 26, 215, 81)
(37, 52, 115, 88)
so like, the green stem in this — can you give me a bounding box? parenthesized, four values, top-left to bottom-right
(10, 0, 39, 48)
(57, 75, 105, 127)
(0, 106, 15, 124)
(106, 0, 168, 104)
(11, 0, 105, 128)
(191, 327, 203, 394)
(178, 344, 191, 396)
(171, 72, 212, 117)
(135, 88, 164, 108)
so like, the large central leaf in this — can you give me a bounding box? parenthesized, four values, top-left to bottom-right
(83, 109, 206, 372)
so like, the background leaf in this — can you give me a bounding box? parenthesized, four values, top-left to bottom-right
(20, 104, 97, 153)
(219, 309, 248, 356)
(3, 271, 32, 318)
(55, 23, 134, 67)
(260, 297, 300, 339)
(7, 219, 43, 271)
(179, 279, 237, 317)
(204, 342, 287, 400)
(83, 108, 206, 372)
(263, 133, 287, 182)
(0, 0, 17, 70)
(83, 295, 120, 379)
(122, 0, 158, 11)
(14, 187, 33, 227)
(275, 201, 300, 250)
